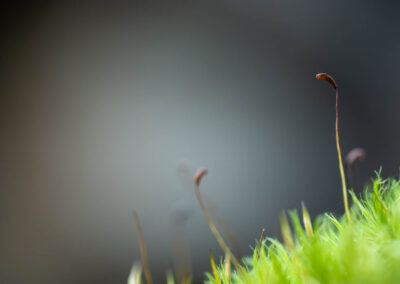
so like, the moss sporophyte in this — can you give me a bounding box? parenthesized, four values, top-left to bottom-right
(129, 74, 400, 284)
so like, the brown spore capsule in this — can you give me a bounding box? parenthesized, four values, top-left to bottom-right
(195, 168, 208, 186)
(316, 73, 337, 90)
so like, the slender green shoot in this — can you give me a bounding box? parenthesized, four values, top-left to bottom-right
(301, 202, 313, 238)
(280, 212, 294, 251)
(209, 250, 221, 284)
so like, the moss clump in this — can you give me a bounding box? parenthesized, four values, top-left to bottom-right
(205, 173, 400, 284)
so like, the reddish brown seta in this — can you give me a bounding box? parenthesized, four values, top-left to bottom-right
(195, 168, 208, 186)
(315, 72, 351, 223)
(315, 73, 337, 90)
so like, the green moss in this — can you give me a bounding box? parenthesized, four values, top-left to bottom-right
(205, 173, 400, 284)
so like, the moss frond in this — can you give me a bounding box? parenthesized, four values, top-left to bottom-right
(205, 173, 400, 284)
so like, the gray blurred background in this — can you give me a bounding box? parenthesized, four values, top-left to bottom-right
(1, 0, 400, 283)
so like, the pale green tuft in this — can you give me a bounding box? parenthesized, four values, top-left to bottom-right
(204, 173, 400, 284)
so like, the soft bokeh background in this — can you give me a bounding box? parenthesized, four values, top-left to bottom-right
(1, 1, 400, 283)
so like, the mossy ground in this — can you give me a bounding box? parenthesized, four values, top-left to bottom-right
(205, 173, 400, 284)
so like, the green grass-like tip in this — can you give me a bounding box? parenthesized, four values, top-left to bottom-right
(204, 173, 400, 284)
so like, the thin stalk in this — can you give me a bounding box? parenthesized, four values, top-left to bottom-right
(203, 193, 243, 259)
(335, 89, 351, 222)
(224, 253, 231, 283)
(194, 168, 242, 271)
(256, 228, 265, 262)
(133, 211, 153, 284)
(194, 184, 242, 270)
(316, 73, 351, 223)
